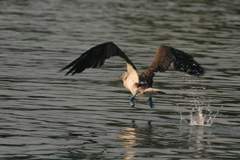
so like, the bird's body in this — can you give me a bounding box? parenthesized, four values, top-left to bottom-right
(61, 42, 204, 108)
(122, 64, 163, 95)
(121, 64, 139, 96)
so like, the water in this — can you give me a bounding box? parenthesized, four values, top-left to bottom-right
(0, 0, 240, 159)
(179, 99, 221, 127)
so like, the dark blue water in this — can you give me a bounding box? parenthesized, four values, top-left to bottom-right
(0, 0, 240, 159)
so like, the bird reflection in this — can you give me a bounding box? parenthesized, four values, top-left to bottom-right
(179, 123, 213, 159)
(118, 120, 153, 160)
(119, 127, 137, 160)
(189, 127, 212, 158)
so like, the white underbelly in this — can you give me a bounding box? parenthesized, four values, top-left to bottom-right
(123, 77, 138, 95)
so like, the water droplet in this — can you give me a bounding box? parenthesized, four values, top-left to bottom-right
(178, 99, 222, 127)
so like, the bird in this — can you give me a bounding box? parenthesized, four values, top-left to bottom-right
(60, 42, 204, 108)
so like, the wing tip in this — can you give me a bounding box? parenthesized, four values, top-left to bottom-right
(59, 68, 73, 76)
(187, 63, 205, 76)
(59, 65, 73, 76)
(60, 41, 136, 76)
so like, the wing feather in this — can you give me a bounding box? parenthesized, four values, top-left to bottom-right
(139, 46, 204, 87)
(148, 46, 204, 76)
(61, 42, 136, 75)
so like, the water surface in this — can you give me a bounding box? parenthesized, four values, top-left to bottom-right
(0, 0, 240, 159)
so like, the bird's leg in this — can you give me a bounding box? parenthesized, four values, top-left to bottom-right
(129, 94, 137, 107)
(148, 96, 154, 108)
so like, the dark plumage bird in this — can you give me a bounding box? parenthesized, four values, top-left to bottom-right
(61, 42, 204, 108)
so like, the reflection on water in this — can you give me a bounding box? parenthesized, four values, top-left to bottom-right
(119, 127, 137, 160)
(119, 120, 216, 159)
(187, 126, 213, 159)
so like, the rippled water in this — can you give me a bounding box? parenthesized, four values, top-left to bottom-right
(1, 0, 240, 159)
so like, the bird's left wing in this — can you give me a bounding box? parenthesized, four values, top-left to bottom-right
(139, 46, 204, 87)
(60, 42, 136, 75)
(147, 46, 204, 76)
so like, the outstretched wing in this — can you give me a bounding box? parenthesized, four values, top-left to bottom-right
(148, 46, 204, 76)
(139, 46, 204, 87)
(61, 42, 136, 75)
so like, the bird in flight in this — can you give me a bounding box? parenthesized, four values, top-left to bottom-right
(61, 42, 204, 108)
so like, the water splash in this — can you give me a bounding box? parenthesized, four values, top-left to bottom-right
(179, 99, 222, 127)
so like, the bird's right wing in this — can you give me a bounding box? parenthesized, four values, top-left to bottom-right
(60, 42, 136, 75)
